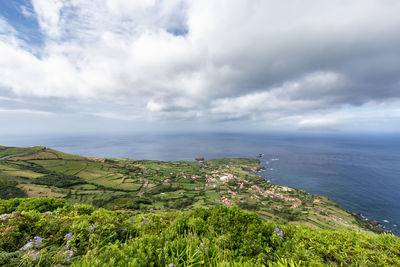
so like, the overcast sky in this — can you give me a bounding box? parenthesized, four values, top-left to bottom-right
(1, 0, 400, 134)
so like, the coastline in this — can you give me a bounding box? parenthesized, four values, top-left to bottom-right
(251, 158, 391, 235)
(0, 145, 395, 235)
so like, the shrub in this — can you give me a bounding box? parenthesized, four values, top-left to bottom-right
(0, 198, 399, 266)
(33, 174, 85, 188)
(0, 197, 67, 214)
(0, 181, 27, 200)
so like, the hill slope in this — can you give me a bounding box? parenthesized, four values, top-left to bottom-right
(0, 198, 399, 266)
(0, 145, 379, 233)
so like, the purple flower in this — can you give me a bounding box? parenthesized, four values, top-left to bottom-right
(33, 236, 42, 246)
(21, 236, 42, 251)
(65, 233, 74, 240)
(168, 263, 174, 267)
(63, 250, 73, 263)
(20, 242, 33, 251)
(28, 250, 39, 261)
(89, 225, 96, 230)
(149, 208, 154, 211)
(196, 242, 206, 251)
(65, 244, 71, 249)
(30, 236, 42, 247)
(273, 227, 284, 237)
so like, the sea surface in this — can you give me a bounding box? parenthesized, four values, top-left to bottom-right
(1, 132, 399, 234)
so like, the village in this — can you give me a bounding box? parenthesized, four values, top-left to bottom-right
(156, 160, 348, 227)
(0, 145, 355, 231)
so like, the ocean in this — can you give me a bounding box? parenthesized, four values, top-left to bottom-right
(1, 132, 399, 234)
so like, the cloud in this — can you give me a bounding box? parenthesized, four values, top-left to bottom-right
(0, 17, 21, 46)
(298, 118, 339, 128)
(297, 105, 400, 132)
(20, 5, 35, 19)
(0, 107, 54, 116)
(31, 0, 63, 38)
(208, 71, 345, 121)
(0, 0, 400, 132)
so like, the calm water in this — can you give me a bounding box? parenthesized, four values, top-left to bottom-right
(1, 132, 399, 234)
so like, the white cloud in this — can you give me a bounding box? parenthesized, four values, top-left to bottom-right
(1, 0, 400, 132)
(20, 5, 35, 18)
(0, 18, 21, 47)
(209, 71, 344, 121)
(0, 96, 26, 103)
(81, 111, 141, 121)
(32, 0, 63, 38)
(0, 108, 54, 116)
(106, 0, 156, 16)
(298, 118, 338, 127)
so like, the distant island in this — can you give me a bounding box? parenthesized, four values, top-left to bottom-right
(1, 145, 399, 266)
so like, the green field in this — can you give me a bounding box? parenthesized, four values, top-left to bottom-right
(0, 145, 384, 234)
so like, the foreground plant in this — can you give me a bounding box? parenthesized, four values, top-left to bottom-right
(0, 198, 399, 266)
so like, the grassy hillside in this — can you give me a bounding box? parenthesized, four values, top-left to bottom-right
(0, 145, 381, 234)
(0, 198, 399, 266)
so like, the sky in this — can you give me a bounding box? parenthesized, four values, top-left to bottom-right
(1, 0, 400, 134)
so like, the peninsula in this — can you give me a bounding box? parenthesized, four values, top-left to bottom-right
(0, 145, 376, 232)
(1, 145, 399, 266)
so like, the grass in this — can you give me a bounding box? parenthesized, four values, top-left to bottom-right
(70, 184, 98, 190)
(0, 199, 399, 266)
(1, 170, 44, 178)
(9, 151, 59, 161)
(0, 163, 20, 171)
(0, 146, 45, 158)
(0, 145, 385, 235)
(115, 183, 142, 191)
(16, 184, 66, 198)
(62, 161, 88, 175)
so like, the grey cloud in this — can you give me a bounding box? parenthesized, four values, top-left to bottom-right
(1, 0, 400, 132)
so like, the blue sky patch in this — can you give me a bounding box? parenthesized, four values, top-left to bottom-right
(0, 0, 43, 46)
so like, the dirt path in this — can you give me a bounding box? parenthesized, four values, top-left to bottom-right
(137, 179, 149, 197)
(0, 148, 46, 160)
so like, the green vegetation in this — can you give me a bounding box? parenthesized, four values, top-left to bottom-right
(0, 145, 385, 233)
(0, 180, 27, 199)
(33, 173, 86, 188)
(0, 198, 399, 266)
(0, 145, 398, 266)
(0, 146, 45, 159)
